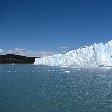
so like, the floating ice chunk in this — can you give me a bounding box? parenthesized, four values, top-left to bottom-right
(65, 71, 70, 73)
(77, 68, 80, 70)
(47, 70, 51, 71)
(61, 66, 68, 68)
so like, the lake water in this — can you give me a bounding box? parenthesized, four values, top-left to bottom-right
(0, 64, 112, 112)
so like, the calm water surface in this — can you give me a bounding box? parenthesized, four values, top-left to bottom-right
(0, 64, 112, 112)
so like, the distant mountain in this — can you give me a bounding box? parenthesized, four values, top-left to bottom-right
(34, 40, 112, 67)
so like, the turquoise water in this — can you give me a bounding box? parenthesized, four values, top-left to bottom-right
(0, 65, 112, 112)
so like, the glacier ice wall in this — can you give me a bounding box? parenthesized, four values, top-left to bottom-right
(34, 40, 112, 67)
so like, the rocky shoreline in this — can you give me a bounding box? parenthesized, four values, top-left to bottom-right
(0, 54, 37, 64)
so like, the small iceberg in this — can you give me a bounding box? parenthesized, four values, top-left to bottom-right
(61, 65, 68, 68)
(47, 70, 51, 71)
(65, 71, 70, 73)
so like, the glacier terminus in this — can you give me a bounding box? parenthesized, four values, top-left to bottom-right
(34, 40, 112, 67)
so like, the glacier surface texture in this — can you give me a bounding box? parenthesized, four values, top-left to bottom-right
(34, 40, 112, 67)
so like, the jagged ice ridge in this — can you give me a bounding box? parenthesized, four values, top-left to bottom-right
(34, 40, 112, 67)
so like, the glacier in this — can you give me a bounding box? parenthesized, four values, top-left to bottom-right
(34, 40, 112, 67)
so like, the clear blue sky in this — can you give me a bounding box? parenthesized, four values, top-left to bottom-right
(0, 0, 112, 52)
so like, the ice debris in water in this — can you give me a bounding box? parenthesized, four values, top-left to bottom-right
(34, 40, 112, 67)
(47, 70, 51, 71)
(65, 71, 70, 73)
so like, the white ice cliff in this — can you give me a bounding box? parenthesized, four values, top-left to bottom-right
(34, 40, 112, 67)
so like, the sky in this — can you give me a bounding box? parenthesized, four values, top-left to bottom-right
(0, 0, 112, 56)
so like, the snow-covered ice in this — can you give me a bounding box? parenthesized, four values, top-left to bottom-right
(34, 40, 112, 67)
